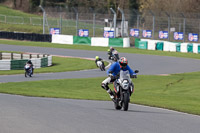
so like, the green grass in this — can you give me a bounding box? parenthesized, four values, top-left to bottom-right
(0, 5, 38, 17)
(0, 56, 99, 75)
(0, 4, 104, 35)
(0, 22, 43, 33)
(0, 71, 200, 115)
(1, 39, 200, 59)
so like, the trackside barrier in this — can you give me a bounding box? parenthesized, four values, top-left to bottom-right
(52, 35, 130, 47)
(0, 31, 52, 42)
(187, 44, 193, 53)
(180, 43, 188, 53)
(134, 38, 141, 48)
(52, 35, 73, 44)
(0, 52, 52, 70)
(156, 42, 164, 51)
(137, 39, 200, 54)
(73, 36, 91, 45)
(193, 44, 200, 53)
(137, 41, 148, 49)
(163, 41, 171, 51)
(91, 37, 108, 47)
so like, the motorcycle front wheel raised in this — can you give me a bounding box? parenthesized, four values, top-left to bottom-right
(122, 92, 130, 111)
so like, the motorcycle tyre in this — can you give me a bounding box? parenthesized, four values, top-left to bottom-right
(102, 65, 105, 71)
(100, 65, 105, 71)
(114, 100, 122, 110)
(25, 70, 32, 77)
(100, 65, 103, 71)
(123, 92, 130, 111)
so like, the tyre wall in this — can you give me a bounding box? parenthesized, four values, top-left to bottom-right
(0, 31, 51, 42)
(0, 53, 52, 70)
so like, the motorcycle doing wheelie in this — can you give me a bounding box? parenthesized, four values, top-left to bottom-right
(113, 70, 139, 111)
(24, 64, 33, 77)
(96, 60, 105, 71)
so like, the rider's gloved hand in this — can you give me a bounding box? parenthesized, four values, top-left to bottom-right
(131, 74, 137, 78)
(108, 73, 114, 79)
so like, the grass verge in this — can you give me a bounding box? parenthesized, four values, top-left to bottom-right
(0, 71, 200, 115)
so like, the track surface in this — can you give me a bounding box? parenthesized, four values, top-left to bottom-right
(0, 44, 200, 133)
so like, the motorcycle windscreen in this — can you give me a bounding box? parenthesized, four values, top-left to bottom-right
(119, 70, 131, 83)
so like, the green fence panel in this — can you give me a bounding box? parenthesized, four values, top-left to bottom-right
(11, 59, 28, 70)
(134, 38, 141, 48)
(187, 43, 193, 53)
(138, 41, 148, 49)
(109, 38, 123, 47)
(41, 57, 48, 67)
(156, 42, 164, 51)
(73, 36, 91, 45)
(176, 44, 181, 52)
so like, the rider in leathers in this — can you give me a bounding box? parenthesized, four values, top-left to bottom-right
(26, 60, 34, 74)
(95, 56, 105, 68)
(107, 47, 119, 61)
(101, 57, 137, 101)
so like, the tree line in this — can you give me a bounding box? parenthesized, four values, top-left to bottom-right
(1, 0, 199, 15)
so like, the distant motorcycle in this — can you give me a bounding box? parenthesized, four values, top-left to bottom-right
(108, 51, 119, 62)
(24, 64, 33, 77)
(113, 70, 139, 111)
(96, 60, 105, 71)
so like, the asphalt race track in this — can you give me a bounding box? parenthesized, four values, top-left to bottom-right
(0, 44, 200, 133)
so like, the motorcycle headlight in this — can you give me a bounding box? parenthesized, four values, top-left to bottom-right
(122, 80, 129, 90)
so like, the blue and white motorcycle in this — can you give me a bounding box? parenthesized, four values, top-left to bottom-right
(113, 70, 139, 111)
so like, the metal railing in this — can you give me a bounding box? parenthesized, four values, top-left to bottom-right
(1, 8, 200, 43)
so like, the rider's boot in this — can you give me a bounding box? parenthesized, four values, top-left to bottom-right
(101, 83, 115, 102)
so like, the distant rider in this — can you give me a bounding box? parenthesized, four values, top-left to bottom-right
(101, 57, 137, 101)
(107, 47, 119, 61)
(95, 56, 105, 68)
(26, 60, 34, 74)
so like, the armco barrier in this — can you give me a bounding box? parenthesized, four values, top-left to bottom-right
(0, 31, 52, 42)
(0, 52, 52, 70)
(52, 35, 130, 47)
